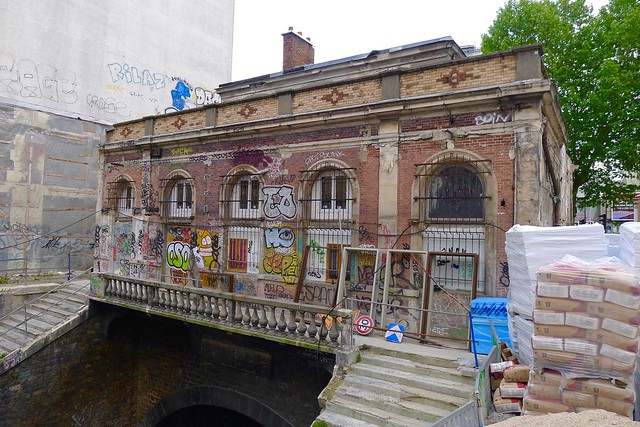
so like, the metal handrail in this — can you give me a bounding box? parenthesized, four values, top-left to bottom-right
(0, 267, 93, 340)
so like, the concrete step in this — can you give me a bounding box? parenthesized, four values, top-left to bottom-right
(335, 383, 450, 423)
(54, 289, 89, 304)
(364, 345, 462, 370)
(29, 302, 75, 319)
(25, 308, 70, 326)
(349, 363, 473, 400)
(314, 410, 379, 427)
(342, 373, 468, 412)
(324, 395, 432, 427)
(359, 352, 474, 385)
(38, 297, 84, 312)
(1, 316, 49, 334)
(0, 328, 35, 348)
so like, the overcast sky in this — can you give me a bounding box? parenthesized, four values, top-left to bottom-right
(231, 0, 609, 82)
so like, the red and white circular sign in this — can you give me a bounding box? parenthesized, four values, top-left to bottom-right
(355, 315, 374, 335)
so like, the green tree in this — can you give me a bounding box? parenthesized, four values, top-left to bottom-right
(482, 0, 640, 209)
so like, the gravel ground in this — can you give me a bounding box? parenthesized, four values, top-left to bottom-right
(489, 409, 640, 426)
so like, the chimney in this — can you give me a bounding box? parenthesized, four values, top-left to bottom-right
(282, 27, 314, 71)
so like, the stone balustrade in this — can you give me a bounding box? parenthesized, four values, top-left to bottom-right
(96, 273, 354, 352)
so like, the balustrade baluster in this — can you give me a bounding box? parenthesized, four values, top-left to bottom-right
(319, 316, 329, 342)
(125, 281, 132, 299)
(152, 287, 160, 306)
(198, 296, 206, 317)
(258, 305, 268, 330)
(307, 314, 318, 341)
(211, 297, 221, 320)
(277, 309, 287, 334)
(233, 301, 243, 324)
(176, 291, 184, 312)
(219, 298, 228, 322)
(169, 290, 178, 311)
(267, 307, 277, 332)
(250, 306, 259, 329)
(115, 280, 122, 298)
(297, 311, 308, 338)
(242, 304, 251, 328)
(105, 279, 112, 296)
(287, 309, 297, 334)
(329, 318, 340, 344)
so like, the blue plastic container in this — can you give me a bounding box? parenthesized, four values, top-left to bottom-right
(470, 297, 511, 355)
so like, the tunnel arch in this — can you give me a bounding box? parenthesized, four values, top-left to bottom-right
(139, 385, 294, 427)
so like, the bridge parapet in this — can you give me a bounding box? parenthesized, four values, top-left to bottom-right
(92, 273, 355, 357)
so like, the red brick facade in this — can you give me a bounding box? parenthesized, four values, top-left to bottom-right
(99, 38, 572, 342)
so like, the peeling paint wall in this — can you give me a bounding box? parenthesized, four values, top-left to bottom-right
(0, 102, 106, 274)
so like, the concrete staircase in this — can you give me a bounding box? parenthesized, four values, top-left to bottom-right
(315, 345, 475, 427)
(0, 280, 91, 373)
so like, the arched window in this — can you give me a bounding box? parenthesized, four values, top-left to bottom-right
(164, 176, 194, 220)
(309, 169, 352, 222)
(427, 165, 484, 221)
(117, 182, 135, 216)
(302, 165, 356, 282)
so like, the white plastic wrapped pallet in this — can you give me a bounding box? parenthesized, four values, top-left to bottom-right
(619, 222, 640, 268)
(505, 223, 608, 317)
(505, 224, 608, 364)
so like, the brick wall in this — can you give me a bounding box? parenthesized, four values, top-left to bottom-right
(0, 307, 333, 426)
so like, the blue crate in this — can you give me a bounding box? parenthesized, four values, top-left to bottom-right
(470, 297, 511, 355)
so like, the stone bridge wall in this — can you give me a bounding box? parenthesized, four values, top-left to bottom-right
(0, 305, 333, 426)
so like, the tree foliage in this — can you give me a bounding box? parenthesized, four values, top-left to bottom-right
(482, 0, 640, 209)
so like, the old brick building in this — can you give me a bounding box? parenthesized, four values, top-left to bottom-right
(97, 32, 572, 342)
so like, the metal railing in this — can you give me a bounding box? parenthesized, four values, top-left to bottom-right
(432, 343, 499, 427)
(0, 267, 92, 341)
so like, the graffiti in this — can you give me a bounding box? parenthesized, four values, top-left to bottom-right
(272, 174, 296, 186)
(231, 148, 273, 168)
(189, 155, 208, 163)
(0, 349, 21, 374)
(262, 249, 299, 285)
(474, 110, 512, 126)
(264, 282, 293, 300)
(168, 81, 192, 112)
(194, 87, 221, 106)
(262, 185, 297, 219)
(86, 94, 130, 117)
(106, 84, 125, 92)
(0, 220, 43, 237)
(149, 228, 164, 258)
(500, 261, 510, 288)
(307, 271, 322, 278)
(358, 225, 374, 244)
(107, 62, 166, 89)
(264, 227, 294, 249)
(196, 229, 220, 270)
(265, 157, 284, 178)
(0, 52, 78, 104)
(304, 150, 344, 165)
(166, 241, 191, 272)
(119, 259, 147, 278)
(172, 147, 193, 156)
(117, 140, 136, 148)
(302, 283, 336, 306)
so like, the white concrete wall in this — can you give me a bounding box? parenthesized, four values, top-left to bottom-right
(0, 0, 234, 123)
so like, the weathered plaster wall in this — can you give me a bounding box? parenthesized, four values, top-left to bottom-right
(0, 0, 234, 122)
(0, 102, 105, 274)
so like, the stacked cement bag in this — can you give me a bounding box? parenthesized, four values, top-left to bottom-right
(523, 255, 639, 418)
(505, 224, 608, 363)
(524, 369, 635, 417)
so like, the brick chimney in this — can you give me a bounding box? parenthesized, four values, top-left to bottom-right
(282, 27, 314, 71)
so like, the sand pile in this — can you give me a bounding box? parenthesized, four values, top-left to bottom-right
(490, 409, 640, 426)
